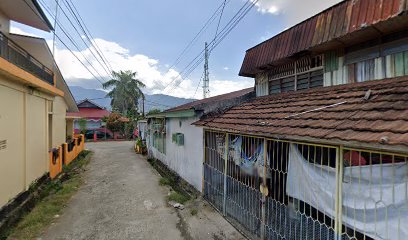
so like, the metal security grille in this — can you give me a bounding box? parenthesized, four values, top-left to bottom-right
(264, 140, 337, 240)
(204, 131, 225, 212)
(203, 130, 408, 240)
(225, 134, 263, 237)
(340, 148, 408, 240)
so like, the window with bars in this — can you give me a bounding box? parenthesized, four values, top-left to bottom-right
(268, 55, 324, 94)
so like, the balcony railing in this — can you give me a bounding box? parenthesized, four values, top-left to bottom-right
(0, 31, 54, 85)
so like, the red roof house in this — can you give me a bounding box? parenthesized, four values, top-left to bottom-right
(67, 99, 112, 137)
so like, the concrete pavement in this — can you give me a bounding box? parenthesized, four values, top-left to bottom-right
(41, 141, 244, 240)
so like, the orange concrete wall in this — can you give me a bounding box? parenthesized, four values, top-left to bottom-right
(49, 146, 62, 179)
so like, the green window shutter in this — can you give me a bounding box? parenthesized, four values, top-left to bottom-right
(324, 51, 339, 73)
(395, 52, 404, 77)
(404, 51, 408, 76)
(172, 133, 184, 146)
(176, 133, 184, 146)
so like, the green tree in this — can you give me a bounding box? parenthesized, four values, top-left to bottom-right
(78, 118, 87, 134)
(105, 112, 126, 137)
(102, 70, 146, 115)
(147, 108, 162, 116)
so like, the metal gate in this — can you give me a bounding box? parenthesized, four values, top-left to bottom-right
(203, 130, 408, 240)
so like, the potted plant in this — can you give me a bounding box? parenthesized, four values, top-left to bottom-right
(141, 139, 147, 154)
(135, 138, 143, 153)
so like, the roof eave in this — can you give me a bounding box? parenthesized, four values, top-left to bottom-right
(198, 126, 408, 155)
(32, 0, 54, 32)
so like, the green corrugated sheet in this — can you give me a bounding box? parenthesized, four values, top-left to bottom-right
(404, 51, 408, 76)
(394, 52, 404, 77)
(324, 51, 338, 73)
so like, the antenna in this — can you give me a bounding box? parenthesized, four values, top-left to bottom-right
(203, 42, 210, 98)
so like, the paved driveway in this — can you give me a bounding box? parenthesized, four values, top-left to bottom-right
(41, 141, 244, 240)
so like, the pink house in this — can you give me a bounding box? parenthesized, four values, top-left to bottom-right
(67, 99, 112, 139)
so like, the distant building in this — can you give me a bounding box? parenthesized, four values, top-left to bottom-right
(67, 99, 112, 139)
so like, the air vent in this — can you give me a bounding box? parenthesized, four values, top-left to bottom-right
(0, 140, 7, 151)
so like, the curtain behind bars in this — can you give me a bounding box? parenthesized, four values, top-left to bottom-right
(286, 144, 408, 240)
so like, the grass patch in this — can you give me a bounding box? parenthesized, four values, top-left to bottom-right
(147, 157, 196, 205)
(168, 192, 191, 204)
(159, 177, 172, 186)
(190, 208, 198, 216)
(5, 150, 92, 240)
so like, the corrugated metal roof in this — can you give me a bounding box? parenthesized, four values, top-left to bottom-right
(164, 87, 254, 113)
(194, 76, 408, 150)
(240, 0, 408, 77)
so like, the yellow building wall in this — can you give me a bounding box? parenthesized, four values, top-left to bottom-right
(66, 119, 74, 139)
(25, 94, 48, 187)
(52, 96, 67, 148)
(0, 84, 25, 207)
(0, 76, 69, 208)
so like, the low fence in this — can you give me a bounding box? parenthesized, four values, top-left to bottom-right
(49, 146, 62, 179)
(63, 134, 85, 166)
(203, 130, 408, 240)
(49, 134, 85, 179)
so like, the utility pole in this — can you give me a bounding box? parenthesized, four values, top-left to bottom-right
(52, 0, 59, 57)
(203, 42, 210, 99)
(51, 0, 59, 87)
(142, 96, 145, 117)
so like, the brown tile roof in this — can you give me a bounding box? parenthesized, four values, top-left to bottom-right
(194, 77, 408, 149)
(164, 87, 254, 113)
(240, 0, 408, 77)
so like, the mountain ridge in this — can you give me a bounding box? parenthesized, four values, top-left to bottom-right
(69, 86, 196, 112)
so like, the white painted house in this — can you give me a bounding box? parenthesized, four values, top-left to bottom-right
(146, 88, 254, 191)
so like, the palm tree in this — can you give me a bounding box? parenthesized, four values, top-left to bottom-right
(102, 70, 145, 115)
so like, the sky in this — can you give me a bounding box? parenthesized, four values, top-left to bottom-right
(12, 0, 342, 99)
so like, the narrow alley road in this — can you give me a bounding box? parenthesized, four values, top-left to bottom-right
(41, 141, 244, 240)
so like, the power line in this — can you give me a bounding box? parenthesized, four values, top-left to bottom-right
(54, 33, 106, 84)
(24, 0, 155, 114)
(209, 0, 257, 53)
(192, 71, 205, 99)
(158, 0, 233, 95)
(166, 0, 258, 94)
(213, 0, 227, 41)
(56, 0, 112, 77)
(66, 0, 114, 73)
(37, 0, 108, 84)
(39, 0, 111, 80)
(21, 0, 107, 84)
(62, 0, 114, 75)
(166, 0, 232, 73)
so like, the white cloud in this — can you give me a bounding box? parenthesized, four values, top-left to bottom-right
(50, 38, 183, 91)
(208, 79, 253, 98)
(251, 0, 342, 26)
(9, 26, 254, 99)
(10, 26, 40, 38)
(50, 38, 252, 99)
